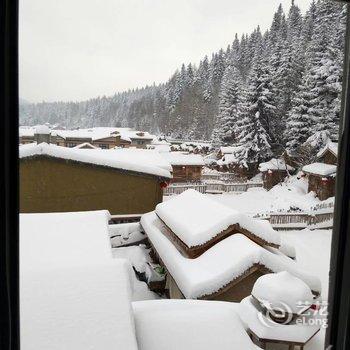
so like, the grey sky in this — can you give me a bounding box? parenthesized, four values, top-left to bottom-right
(19, 0, 312, 103)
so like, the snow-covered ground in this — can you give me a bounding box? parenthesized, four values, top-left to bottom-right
(208, 177, 321, 216)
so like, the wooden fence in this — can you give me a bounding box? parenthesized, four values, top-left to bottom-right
(265, 208, 334, 230)
(164, 181, 263, 196)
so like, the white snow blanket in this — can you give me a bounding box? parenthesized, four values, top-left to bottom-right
(20, 211, 138, 350)
(141, 212, 321, 299)
(252, 271, 314, 314)
(302, 163, 337, 176)
(132, 300, 257, 350)
(155, 189, 280, 247)
(19, 142, 172, 178)
(160, 152, 205, 166)
(259, 158, 294, 172)
(239, 296, 320, 344)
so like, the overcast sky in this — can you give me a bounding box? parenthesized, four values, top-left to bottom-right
(19, 0, 312, 103)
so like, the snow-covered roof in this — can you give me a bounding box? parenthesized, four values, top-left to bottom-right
(19, 143, 172, 179)
(155, 189, 280, 247)
(219, 146, 240, 154)
(259, 158, 294, 172)
(302, 162, 337, 176)
(20, 211, 138, 350)
(141, 212, 321, 298)
(239, 296, 321, 344)
(56, 128, 118, 141)
(20, 210, 112, 267)
(73, 142, 98, 149)
(317, 141, 338, 159)
(160, 152, 205, 166)
(132, 300, 257, 350)
(35, 124, 51, 134)
(121, 130, 155, 141)
(252, 271, 314, 314)
(217, 153, 239, 166)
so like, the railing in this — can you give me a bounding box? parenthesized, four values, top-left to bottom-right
(164, 181, 263, 196)
(109, 214, 142, 224)
(266, 207, 334, 230)
(164, 183, 207, 195)
(202, 172, 245, 183)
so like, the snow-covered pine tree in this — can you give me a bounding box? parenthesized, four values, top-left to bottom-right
(285, 75, 313, 154)
(235, 48, 274, 167)
(212, 66, 242, 146)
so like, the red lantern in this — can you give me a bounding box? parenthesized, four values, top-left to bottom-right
(160, 181, 168, 189)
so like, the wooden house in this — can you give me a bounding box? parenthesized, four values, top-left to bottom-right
(160, 153, 204, 183)
(316, 142, 338, 165)
(302, 163, 337, 201)
(19, 143, 172, 214)
(141, 190, 321, 302)
(259, 158, 295, 190)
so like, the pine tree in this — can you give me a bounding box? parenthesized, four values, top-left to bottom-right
(213, 66, 242, 146)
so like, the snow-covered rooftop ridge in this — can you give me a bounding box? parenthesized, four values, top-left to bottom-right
(302, 162, 337, 176)
(160, 152, 205, 166)
(259, 158, 294, 172)
(155, 189, 280, 247)
(252, 271, 314, 314)
(19, 143, 172, 178)
(73, 142, 98, 149)
(141, 212, 321, 298)
(317, 141, 338, 159)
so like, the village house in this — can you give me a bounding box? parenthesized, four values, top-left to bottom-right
(302, 163, 337, 201)
(259, 158, 295, 190)
(316, 141, 338, 165)
(160, 152, 204, 183)
(19, 126, 156, 149)
(141, 190, 321, 302)
(119, 130, 155, 148)
(300, 142, 338, 201)
(19, 143, 172, 214)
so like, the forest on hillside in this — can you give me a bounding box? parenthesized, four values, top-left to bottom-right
(20, 0, 346, 165)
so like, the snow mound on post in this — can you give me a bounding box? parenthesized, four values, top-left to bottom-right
(19, 142, 172, 178)
(155, 189, 280, 247)
(252, 271, 314, 314)
(141, 212, 321, 298)
(132, 299, 256, 350)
